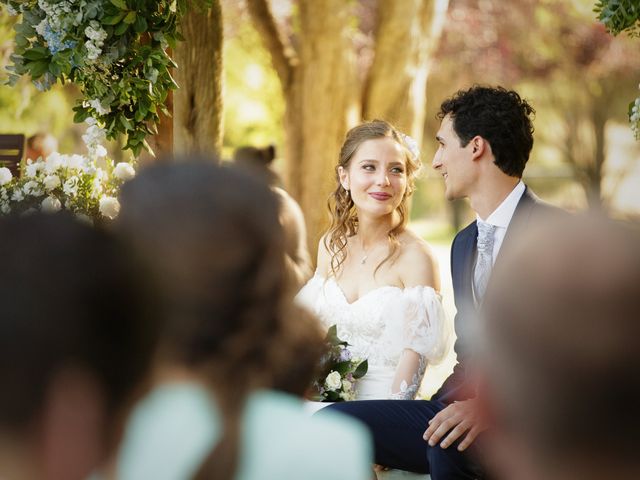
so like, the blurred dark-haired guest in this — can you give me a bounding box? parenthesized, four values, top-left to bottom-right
(113, 159, 372, 480)
(480, 214, 640, 480)
(233, 145, 313, 291)
(0, 213, 157, 480)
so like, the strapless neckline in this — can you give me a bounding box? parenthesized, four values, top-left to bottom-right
(323, 276, 403, 306)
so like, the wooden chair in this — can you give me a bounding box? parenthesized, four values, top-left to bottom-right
(0, 134, 25, 177)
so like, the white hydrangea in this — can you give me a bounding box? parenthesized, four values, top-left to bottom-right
(99, 196, 120, 219)
(84, 20, 107, 62)
(0, 167, 12, 186)
(43, 174, 62, 191)
(25, 161, 43, 177)
(41, 196, 62, 213)
(23, 180, 43, 197)
(35, 19, 49, 38)
(11, 189, 24, 202)
(85, 40, 102, 61)
(44, 152, 63, 174)
(85, 20, 107, 42)
(87, 98, 111, 115)
(82, 120, 108, 158)
(66, 154, 87, 171)
(113, 162, 136, 181)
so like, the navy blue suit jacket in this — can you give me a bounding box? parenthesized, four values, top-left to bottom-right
(432, 186, 558, 404)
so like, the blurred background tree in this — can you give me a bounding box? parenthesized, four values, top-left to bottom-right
(1, 0, 638, 251)
(243, 0, 449, 252)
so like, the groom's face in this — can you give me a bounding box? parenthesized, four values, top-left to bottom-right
(432, 115, 476, 201)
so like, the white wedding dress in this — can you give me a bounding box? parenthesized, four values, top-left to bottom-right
(297, 273, 449, 401)
(298, 274, 447, 480)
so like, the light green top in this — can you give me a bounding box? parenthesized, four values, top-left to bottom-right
(116, 383, 373, 480)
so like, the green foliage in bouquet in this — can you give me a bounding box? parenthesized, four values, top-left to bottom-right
(311, 325, 368, 402)
(0, 0, 212, 155)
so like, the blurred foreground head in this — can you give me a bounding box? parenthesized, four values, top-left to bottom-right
(116, 158, 325, 478)
(482, 214, 640, 480)
(116, 158, 323, 395)
(0, 213, 156, 480)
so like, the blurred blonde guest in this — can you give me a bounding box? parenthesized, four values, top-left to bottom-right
(26, 132, 58, 161)
(480, 214, 640, 480)
(0, 213, 157, 480)
(112, 159, 372, 480)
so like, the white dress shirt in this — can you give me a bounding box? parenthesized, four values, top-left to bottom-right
(476, 180, 525, 265)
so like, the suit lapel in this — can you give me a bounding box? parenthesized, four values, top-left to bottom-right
(493, 186, 539, 271)
(451, 222, 478, 312)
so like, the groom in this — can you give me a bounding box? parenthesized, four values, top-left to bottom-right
(326, 85, 559, 478)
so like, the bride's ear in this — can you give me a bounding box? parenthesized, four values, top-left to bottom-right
(338, 166, 349, 191)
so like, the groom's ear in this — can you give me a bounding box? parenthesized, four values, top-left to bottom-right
(470, 136, 486, 160)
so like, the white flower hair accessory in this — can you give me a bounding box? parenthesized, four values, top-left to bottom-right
(400, 133, 421, 161)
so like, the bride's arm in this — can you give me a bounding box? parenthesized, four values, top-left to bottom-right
(390, 349, 427, 399)
(388, 237, 441, 400)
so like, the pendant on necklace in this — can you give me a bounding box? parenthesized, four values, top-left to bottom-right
(361, 255, 367, 265)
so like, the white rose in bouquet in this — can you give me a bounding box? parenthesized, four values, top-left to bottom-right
(324, 371, 342, 392)
(0, 167, 12, 186)
(113, 162, 136, 181)
(99, 196, 120, 219)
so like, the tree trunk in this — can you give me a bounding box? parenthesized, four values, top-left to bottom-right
(289, 0, 359, 249)
(586, 101, 607, 210)
(364, 0, 449, 145)
(249, 0, 358, 254)
(173, 1, 224, 157)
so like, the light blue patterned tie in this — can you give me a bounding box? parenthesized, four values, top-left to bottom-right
(474, 220, 496, 304)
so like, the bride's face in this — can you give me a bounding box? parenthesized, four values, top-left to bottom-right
(338, 137, 407, 219)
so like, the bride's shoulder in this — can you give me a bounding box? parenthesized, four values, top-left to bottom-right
(396, 230, 440, 290)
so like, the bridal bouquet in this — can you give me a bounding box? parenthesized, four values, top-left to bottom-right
(310, 325, 368, 402)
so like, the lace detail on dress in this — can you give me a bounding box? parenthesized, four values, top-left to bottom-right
(296, 274, 451, 400)
(389, 355, 427, 400)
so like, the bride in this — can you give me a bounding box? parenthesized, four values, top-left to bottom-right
(297, 120, 449, 402)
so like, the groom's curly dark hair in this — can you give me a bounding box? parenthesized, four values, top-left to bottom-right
(437, 85, 535, 177)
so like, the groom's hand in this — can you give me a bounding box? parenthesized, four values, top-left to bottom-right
(422, 399, 487, 451)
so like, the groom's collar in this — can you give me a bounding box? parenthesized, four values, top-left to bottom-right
(476, 180, 525, 230)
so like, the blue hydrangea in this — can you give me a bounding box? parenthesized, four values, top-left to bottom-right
(41, 22, 76, 55)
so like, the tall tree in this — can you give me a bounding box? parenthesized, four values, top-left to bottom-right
(173, 1, 224, 156)
(140, 1, 224, 162)
(364, 0, 449, 142)
(247, 0, 449, 253)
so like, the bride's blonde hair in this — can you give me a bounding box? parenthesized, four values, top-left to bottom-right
(325, 120, 422, 277)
